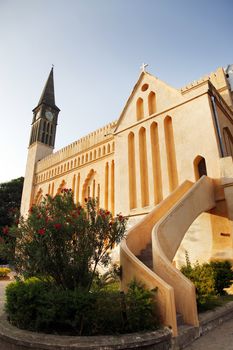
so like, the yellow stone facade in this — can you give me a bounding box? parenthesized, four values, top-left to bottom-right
(21, 66, 233, 267)
(32, 122, 116, 212)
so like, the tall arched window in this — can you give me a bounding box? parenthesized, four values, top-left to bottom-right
(139, 127, 149, 207)
(150, 122, 162, 204)
(92, 179, 96, 198)
(34, 188, 43, 205)
(72, 174, 76, 196)
(136, 97, 144, 121)
(56, 180, 66, 195)
(164, 116, 178, 192)
(193, 155, 207, 181)
(97, 184, 100, 209)
(51, 182, 54, 197)
(105, 162, 109, 209)
(111, 160, 115, 214)
(128, 132, 137, 209)
(148, 91, 156, 115)
(76, 173, 80, 203)
(223, 127, 233, 157)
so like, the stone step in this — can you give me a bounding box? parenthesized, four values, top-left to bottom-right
(142, 259, 153, 269)
(176, 313, 184, 326)
(139, 252, 152, 260)
(172, 324, 199, 349)
(136, 242, 153, 269)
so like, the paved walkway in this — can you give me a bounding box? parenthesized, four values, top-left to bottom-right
(187, 318, 233, 349)
(0, 280, 11, 305)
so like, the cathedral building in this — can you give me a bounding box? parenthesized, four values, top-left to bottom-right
(20, 64, 233, 335)
(21, 65, 233, 266)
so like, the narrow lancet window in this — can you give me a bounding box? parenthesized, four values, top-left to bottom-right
(105, 162, 109, 209)
(128, 132, 137, 209)
(139, 127, 149, 207)
(136, 97, 144, 121)
(164, 116, 178, 191)
(150, 122, 162, 203)
(111, 160, 115, 214)
(148, 91, 156, 115)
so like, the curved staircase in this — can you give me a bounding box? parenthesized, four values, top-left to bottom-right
(120, 176, 216, 336)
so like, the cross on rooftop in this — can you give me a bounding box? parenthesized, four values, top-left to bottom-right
(140, 63, 148, 72)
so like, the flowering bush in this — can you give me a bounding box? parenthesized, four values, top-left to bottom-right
(1, 190, 127, 291)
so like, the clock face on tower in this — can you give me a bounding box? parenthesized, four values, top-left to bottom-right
(45, 110, 54, 122)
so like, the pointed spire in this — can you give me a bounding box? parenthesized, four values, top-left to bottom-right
(37, 67, 56, 107)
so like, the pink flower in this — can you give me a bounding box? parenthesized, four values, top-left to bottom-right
(2, 226, 9, 235)
(28, 207, 34, 213)
(38, 228, 46, 235)
(54, 223, 62, 230)
(45, 216, 51, 223)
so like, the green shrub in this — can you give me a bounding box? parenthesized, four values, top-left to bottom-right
(125, 280, 158, 332)
(180, 254, 217, 311)
(0, 267, 11, 277)
(210, 260, 233, 295)
(5, 278, 159, 335)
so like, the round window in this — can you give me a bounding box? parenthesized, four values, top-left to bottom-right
(141, 83, 149, 92)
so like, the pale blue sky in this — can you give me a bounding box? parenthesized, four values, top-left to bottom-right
(0, 0, 232, 183)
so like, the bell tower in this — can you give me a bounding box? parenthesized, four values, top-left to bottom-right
(20, 67, 60, 217)
(29, 67, 60, 147)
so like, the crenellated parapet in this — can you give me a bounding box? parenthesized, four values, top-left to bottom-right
(36, 120, 117, 172)
(180, 76, 210, 93)
(34, 120, 117, 184)
(180, 67, 229, 95)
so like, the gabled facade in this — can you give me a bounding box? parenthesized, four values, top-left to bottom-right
(21, 65, 233, 267)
